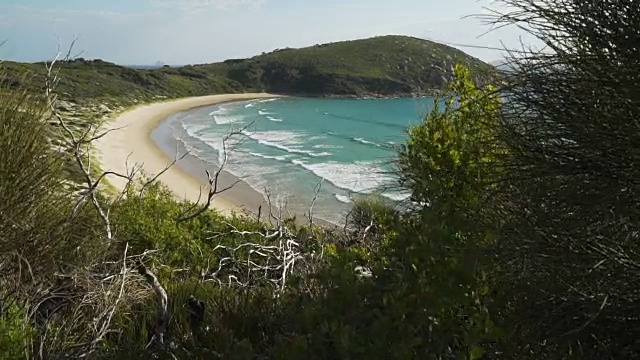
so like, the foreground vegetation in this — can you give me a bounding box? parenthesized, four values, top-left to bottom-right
(2, 0, 640, 358)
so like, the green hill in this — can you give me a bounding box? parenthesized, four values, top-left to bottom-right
(204, 35, 494, 96)
(1, 35, 493, 103)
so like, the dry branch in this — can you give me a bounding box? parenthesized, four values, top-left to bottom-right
(44, 52, 140, 241)
(176, 124, 251, 223)
(136, 259, 168, 348)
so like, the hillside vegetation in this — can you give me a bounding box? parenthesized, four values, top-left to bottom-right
(204, 35, 493, 96)
(1, 35, 492, 104)
(3, 1, 639, 357)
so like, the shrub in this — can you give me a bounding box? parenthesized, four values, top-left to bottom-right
(489, 0, 640, 357)
(346, 195, 398, 243)
(386, 63, 503, 357)
(0, 302, 33, 360)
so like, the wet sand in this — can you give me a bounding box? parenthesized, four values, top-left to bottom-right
(95, 93, 282, 216)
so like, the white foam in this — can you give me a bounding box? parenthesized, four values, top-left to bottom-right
(182, 121, 245, 164)
(258, 141, 331, 157)
(248, 152, 292, 162)
(180, 122, 209, 134)
(213, 115, 245, 125)
(258, 98, 279, 103)
(209, 106, 228, 116)
(245, 102, 256, 108)
(242, 130, 304, 144)
(177, 138, 208, 160)
(259, 110, 275, 116)
(267, 116, 283, 122)
(313, 144, 343, 149)
(335, 194, 353, 204)
(243, 130, 331, 157)
(353, 137, 381, 147)
(293, 160, 393, 194)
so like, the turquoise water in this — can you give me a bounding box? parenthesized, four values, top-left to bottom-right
(165, 97, 434, 223)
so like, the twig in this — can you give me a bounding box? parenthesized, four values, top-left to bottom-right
(139, 143, 190, 200)
(306, 180, 323, 229)
(560, 295, 609, 338)
(136, 259, 168, 349)
(80, 243, 129, 358)
(44, 55, 119, 240)
(176, 124, 251, 223)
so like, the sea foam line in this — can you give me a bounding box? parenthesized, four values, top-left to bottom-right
(257, 141, 332, 157)
(247, 152, 292, 162)
(213, 115, 245, 125)
(241, 130, 331, 157)
(209, 106, 228, 116)
(291, 159, 393, 194)
(353, 137, 382, 147)
(334, 194, 353, 204)
(258, 98, 279, 103)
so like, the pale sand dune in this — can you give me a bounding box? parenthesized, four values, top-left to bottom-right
(95, 93, 281, 215)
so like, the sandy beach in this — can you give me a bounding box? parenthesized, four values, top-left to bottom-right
(95, 93, 281, 216)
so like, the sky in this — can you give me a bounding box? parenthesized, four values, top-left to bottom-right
(0, 0, 536, 65)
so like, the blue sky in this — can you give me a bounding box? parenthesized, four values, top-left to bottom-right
(0, 0, 535, 65)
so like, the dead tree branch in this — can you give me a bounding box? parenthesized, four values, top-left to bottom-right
(206, 218, 315, 291)
(176, 124, 251, 223)
(306, 180, 323, 228)
(44, 52, 142, 240)
(79, 243, 129, 358)
(139, 142, 190, 200)
(136, 259, 168, 349)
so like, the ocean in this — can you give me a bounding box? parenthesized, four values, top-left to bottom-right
(153, 97, 434, 224)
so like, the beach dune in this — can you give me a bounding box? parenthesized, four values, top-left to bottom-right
(95, 93, 281, 215)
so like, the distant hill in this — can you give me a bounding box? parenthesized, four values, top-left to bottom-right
(125, 63, 165, 70)
(193, 35, 494, 97)
(489, 59, 515, 73)
(1, 35, 495, 102)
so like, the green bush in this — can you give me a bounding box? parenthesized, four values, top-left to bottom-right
(385, 63, 503, 357)
(1, 62, 504, 359)
(347, 195, 398, 243)
(0, 302, 33, 360)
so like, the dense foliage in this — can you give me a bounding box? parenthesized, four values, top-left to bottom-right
(0, 59, 499, 360)
(0, 35, 493, 105)
(487, 0, 640, 358)
(2, 0, 640, 358)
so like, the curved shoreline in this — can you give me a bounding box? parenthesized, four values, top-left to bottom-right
(95, 93, 282, 216)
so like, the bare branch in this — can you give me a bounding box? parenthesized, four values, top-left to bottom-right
(62, 38, 79, 62)
(206, 221, 309, 291)
(306, 180, 323, 229)
(44, 48, 141, 241)
(139, 143, 190, 200)
(136, 259, 168, 349)
(80, 243, 129, 358)
(176, 124, 251, 223)
(559, 295, 609, 338)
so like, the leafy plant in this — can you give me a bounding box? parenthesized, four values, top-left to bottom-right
(0, 302, 33, 360)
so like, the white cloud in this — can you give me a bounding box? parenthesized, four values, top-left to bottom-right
(0, 0, 539, 65)
(7, 5, 157, 23)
